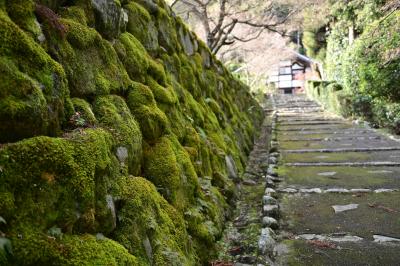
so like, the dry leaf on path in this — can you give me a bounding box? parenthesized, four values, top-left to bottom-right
(307, 240, 337, 249)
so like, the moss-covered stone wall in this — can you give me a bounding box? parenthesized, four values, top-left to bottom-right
(0, 0, 263, 264)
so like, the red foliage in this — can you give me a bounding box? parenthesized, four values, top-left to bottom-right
(307, 240, 337, 249)
(210, 261, 234, 266)
(34, 4, 68, 38)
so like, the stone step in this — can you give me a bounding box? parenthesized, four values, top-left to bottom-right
(280, 136, 383, 142)
(277, 125, 358, 132)
(272, 95, 400, 266)
(282, 151, 400, 164)
(285, 162, 400, 167)
(278, 121, 346, 126)
(279, 138, 400, 150)
(277, 187, 398, 194)
(275, 238, 400, 265)
(277, 165, 400, 189)
(284, 147, 400, 153)
(278, 129, 374, 136)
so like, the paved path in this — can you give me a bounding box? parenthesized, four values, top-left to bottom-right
(270, 95, 400, 265)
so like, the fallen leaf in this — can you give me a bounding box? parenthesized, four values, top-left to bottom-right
(210, 261, 234, 266)
(228, 246, 242, 255)
(368, 203, 397, 213)
(307, 240, 337, 249)
(41, 172, 55, 183)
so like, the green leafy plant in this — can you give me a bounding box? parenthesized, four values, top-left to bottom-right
(69, 112, 87, 128)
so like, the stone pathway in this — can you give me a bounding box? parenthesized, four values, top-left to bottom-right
(214, 94, 400, 266)
(266, 94, 400, 265)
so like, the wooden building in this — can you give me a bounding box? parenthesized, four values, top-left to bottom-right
(267, 52, 321, 94)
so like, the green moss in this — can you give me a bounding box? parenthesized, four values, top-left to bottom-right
(71, 98, 97, 125)
(164, 107, 190, 141)
(182, 125, 201, 148)
(179, 65, 198, 93)
(155, 8, 180, 52)
(160, 53, 181, 81)
(184, 178, 229, 262)
(145, 76, 177, 105)
(169, 135, 200, 199)
(8, 227, 138, 265)
(206, 131, 227, 154)
(148, 58, 168, 86)
(63, 18, 99, 49)
(206, 98, 226, 126)
(191, 53, 203, 70)
(127, 81, 156, 106)
(143, 136, 181, 206)
(181, 90, 204, 126)
(50, 18, 130, 97)
(113, 176, 195, 265)
(143, 134, 200, 208)
(126, 83, 169, 141)
(60, 6, 88, 25)
(196, 141, 213, 177)
(114, 32, 149, 82)
(0, 128, 119, 234)
(93, 95, 143, 176)
(124, 1, 158, 53)
(6, 0, 41, 37)
(0, 2, 264, 265)
(0, 11, 69, 142)
(129, 105, 168, 141)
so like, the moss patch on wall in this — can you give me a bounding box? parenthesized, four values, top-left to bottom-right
(0, 0, 263, 264)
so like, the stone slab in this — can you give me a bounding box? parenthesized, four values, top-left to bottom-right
(278, 165, 400, 189)
(279, 138, 400, 150)
(282, 151, 400, 164)
(276, 239, 400, 266)
(280, 192, 400, 239)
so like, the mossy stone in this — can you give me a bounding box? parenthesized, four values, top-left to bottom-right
(0, 11, 69, 142)
(91, 0, 126, 40)
(143, 136, 181, 205)
(50, 18, 131, 97)
(113, 176, 196, 265)
(155, 8, 179, 52)
(71, 98, 97, 126)
(114, 32, 150, 82)
(60, 6, 88, 25)
(147, 58, 168, 86)
(93, 95, 143, 176)
(127, 82, 169, 141)
(145, 76, 177, 105)
(0, 129, 116, 233)
(6, 0, 41, 37)
(0, 1, 264, 264)
(124, 1, 159, 54)
(9, 226, 139, 265)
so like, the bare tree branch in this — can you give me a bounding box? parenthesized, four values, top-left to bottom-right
(170, 0, 297, 54)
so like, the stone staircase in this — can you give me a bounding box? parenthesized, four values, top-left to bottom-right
(266, 94, 400, 265)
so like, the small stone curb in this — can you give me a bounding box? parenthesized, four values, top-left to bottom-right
(258, 110, 281, 257)
(258, 228, 276, 255)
